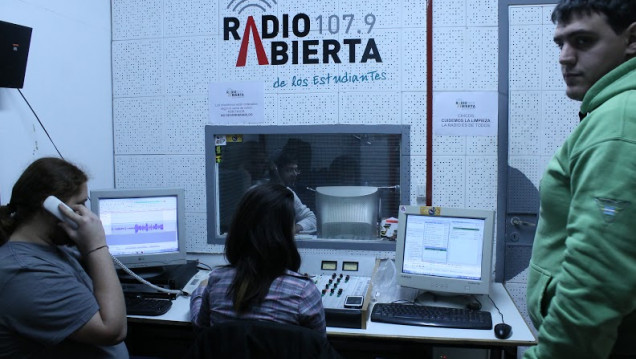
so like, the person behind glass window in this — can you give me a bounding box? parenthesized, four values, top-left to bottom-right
(273, 151, 317, 234)
(190, 183, 326, 336)
(524, 1, 636, 358)
(0, 157, 128, 359)
(274, 151, 301, 187)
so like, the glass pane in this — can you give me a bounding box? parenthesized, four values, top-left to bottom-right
(207, 126, 408, 247)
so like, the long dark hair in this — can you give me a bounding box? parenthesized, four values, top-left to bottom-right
(224, 183, 300, 313)
(0, 157, 87, 245)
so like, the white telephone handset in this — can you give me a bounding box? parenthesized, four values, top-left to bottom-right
(43, 196, 79, 229)
(43, 195, 185, 296)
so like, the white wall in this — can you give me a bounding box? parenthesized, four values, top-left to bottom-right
(0, 0, 113, 204)
(110, 0, 500, 255)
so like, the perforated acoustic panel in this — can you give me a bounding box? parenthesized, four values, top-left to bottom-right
(467, 0, 497, 27)
(401, 28, 427, 92)
(164, 0, 218, 37)
(111, 0, 162, 41)
(112, 39, 163, 97)
(277, 93, 338, 125)
(466, 156, 497, 209)
(112, 0, 501, 253)
(402, 92, 427, 155)
(339, 92, 401, 124)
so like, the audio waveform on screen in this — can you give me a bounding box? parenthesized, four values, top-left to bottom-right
(110, 223, 166, 234)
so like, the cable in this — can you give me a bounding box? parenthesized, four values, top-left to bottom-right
(196, 261, 213, 271)
(17, 89, 65, 159)
(487, 294, 505, 323)
(110, 255, 185, 297)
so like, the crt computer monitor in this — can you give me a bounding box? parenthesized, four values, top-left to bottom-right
(394, 205, 495, 296)
(90, 188, 187, 270)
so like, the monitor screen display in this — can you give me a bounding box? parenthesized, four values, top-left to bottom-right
(90, 188, 187, 268)
(395, 206, 494, 295)
(402, 214, 485, 280)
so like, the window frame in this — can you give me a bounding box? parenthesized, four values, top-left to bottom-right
(205, 124, 411, 251)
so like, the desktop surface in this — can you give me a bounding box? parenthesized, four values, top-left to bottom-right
(126, 276, 536, 359)
(129, 279, 535, 344)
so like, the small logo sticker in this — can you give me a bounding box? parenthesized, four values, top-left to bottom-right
(419, 206, 440, 216)
(595, 198, 630, 223)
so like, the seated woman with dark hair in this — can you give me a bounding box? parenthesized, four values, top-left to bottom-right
(190, 183, 326, 336)
(0, 157, 128, 358)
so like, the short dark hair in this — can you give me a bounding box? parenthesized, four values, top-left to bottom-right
(0, 157, 87, 244)
(224, 183, 300, 313)
(552, 0, 636, 34)
(274, 150, 298, 169)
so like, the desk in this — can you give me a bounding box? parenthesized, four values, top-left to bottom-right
(126, 282, 535, 359)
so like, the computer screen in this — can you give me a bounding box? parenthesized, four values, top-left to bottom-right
(394, 205, 495, 296)
(90, 188, 187, 269)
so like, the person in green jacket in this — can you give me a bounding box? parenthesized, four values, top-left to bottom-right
(524, 1, 636, 359)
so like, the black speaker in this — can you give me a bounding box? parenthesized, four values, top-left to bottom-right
(0, 20, 32, 89)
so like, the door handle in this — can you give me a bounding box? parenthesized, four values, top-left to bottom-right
(511, 216, 536, 227)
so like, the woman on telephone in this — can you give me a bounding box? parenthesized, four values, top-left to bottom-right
(0, 157, 128, 358)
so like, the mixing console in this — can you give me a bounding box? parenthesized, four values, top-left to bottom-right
(307, 272, 371, 329)
(300, 255, 377, 328)
(311, 272, 370, 309)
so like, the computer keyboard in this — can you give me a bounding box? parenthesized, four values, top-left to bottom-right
(125, 295, 173, 316)
(370, 302, 492, 330)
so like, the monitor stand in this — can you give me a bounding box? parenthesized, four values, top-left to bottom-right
(119, 266, 167, 280)
(414, 291, 475, 309)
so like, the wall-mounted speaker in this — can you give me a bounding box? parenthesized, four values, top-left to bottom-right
(0, 20, 32, 89)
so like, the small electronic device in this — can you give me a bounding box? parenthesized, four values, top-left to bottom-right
(43, 196, 79, 229)
(494, 323, 512, 339)
(394, 205, 495, 296)
(344, 295, 364, 309)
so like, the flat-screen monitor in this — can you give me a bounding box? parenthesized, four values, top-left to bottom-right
(204, 124, 410, 251)
(90, 188, 187, 270)
(394, 205, 495, 296)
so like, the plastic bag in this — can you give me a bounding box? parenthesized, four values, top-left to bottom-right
(371, 258, 401, 303)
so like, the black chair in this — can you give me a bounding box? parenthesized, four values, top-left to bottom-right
(183, 320, 343, 359)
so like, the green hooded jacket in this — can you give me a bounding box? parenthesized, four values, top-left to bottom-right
(524, 57, 636, 359)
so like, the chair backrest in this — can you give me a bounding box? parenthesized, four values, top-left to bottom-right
(183, 320, 342, 359)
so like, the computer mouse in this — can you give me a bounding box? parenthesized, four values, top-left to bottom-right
(494, 323, 512, 339)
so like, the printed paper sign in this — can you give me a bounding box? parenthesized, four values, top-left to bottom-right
(434, 92, 498, 136)
(209, 81, 264, 125)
